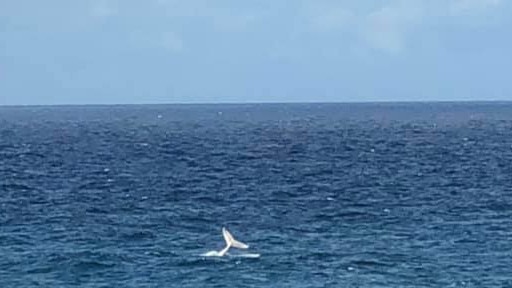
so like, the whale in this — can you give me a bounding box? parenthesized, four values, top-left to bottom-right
(202, 227, 250, 257)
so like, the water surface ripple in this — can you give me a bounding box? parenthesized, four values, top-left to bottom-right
(1, 103, 512, 287)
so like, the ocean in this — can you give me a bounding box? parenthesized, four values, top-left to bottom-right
(1, 102, 511, 287)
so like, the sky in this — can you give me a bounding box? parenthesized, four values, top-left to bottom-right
(1, 0, 511, 105)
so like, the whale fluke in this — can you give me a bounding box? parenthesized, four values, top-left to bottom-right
(202, 227, 250, 257)
(222, 227, 249, 249)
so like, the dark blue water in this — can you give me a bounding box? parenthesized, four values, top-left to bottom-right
(1, 103, 512, 287)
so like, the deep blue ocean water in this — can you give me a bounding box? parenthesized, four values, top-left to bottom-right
(1, 103, 512, 287)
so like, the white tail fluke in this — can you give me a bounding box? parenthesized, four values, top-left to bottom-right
(201, 227, 259, 257)
(222, 227, 249, 249)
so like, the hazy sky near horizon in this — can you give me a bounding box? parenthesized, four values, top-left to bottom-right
(1, 0, 511, 105)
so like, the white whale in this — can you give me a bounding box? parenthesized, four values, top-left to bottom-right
(201, 227, 252, 257)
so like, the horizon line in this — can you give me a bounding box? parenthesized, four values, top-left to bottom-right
(1, 99, 512, 108)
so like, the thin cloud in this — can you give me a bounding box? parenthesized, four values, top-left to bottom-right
(90, 0, 117, 18)
(304, 2, 355, 32)
(127, 30, 184, 53)
(161, 32, 184, 52)
(362, 0, 424, 53)
(450, 0, 502, 15)
(304, 0, 503, 54)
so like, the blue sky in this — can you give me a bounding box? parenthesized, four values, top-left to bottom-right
(1, 0, 511, 105)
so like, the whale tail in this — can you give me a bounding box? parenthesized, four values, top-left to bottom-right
(222, 227, 249, 249)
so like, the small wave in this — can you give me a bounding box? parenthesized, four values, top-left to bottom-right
(350, 259, 391, 267)
(230, 253, 260, 258)
(72, 260, 115, 271)
(26, 266, 54, 274)
(1, 183, 35, 191)
(77, 181, 113, 190)
(119, 230, 156, 241)
(200, 252, 261, 259)
(85, 207, 110, 214)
